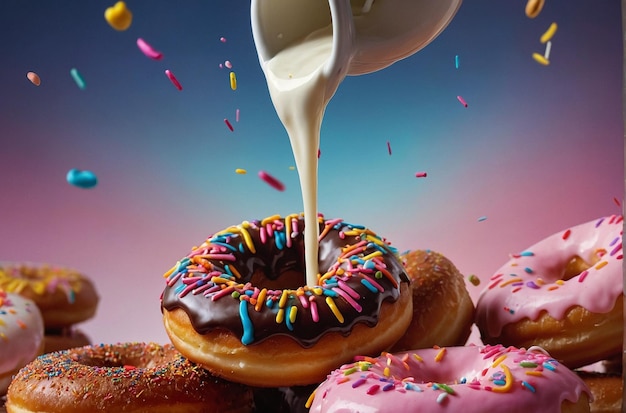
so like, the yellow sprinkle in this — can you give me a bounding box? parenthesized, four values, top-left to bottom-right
(237, 225, 256, 253)
(285, 216, 292, 241)
(0, 319, 5, 327)
(434, 348, 447, 362)
(492, 355, 507, 368)
(0, 333, 6, 342)
(595, 260, 608, 270)
(261, 215, 281, 225)
(289, 305, 298, 323)
(163, 264, 178, 278)
(365, 234, 385, 246)
(413, 353, 423, 362)
(555, 279, 564, 285)
(525, 371, 543, 377)
(313, 287, 323, 295)
(540, 22, 558, 44)
(235, 168, 247, 174)
(499, 278, 523, 288)
(491, 365, 513, 393)
(305, 391, 316, 409)
(211, 277, 231, 284)
(536, 278, 545, 285)
(255, 288, 267, 312)
(276, 308, 285, 324)
(532, 52, 550, 66)
(279, 290, 289, 308)
(383, 367, 391, 377)
(362, 251, 383, 261)
(326, 296, 344, 323)
(289, 166, 296, 170)
(230, 71, 237, 90)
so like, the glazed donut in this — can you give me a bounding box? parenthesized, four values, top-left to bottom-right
(0, 290, 44, 395)
(6, 342, 255, 413)
(576, 371, 622, 413)
(308, 345, 591, 413)
(390, 249, 474, 352)
(0, 263, 99, 328)
(476, 215, 623, 369)
(42, 327, 91, 353)
(161, 213, 412, 387)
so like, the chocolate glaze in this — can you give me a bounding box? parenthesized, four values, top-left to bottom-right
(161, 215, 409, 347)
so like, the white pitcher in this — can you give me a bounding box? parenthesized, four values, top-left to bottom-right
(251, 0, 463, 78)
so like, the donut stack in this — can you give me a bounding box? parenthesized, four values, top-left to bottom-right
(475, 215, 624, 412)
(0, 263, 99, 353)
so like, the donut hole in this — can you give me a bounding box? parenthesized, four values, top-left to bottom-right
(562, 249, 604, 280)
(71, 350, 171, 370)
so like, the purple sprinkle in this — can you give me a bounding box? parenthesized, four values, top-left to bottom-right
(526, 281, 540, 289)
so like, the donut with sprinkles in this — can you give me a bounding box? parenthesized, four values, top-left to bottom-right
(161, 213, 412, 387)
(308, 345, 591, 413)
(476, 215, 623, 369)
(0, 290, 44, 395)
(6, 342, 255, 413)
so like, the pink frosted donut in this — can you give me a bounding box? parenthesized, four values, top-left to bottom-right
(476, 215, 623, 369)
(308, 345, 591, 412)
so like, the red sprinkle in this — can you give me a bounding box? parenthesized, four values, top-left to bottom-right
(165, 70, 182, 90)
(387, 141, 392, 155)
(613, 197, 621, 207)
(224, 119, 234, 131)
(366, 384, 380, 395)
(415, 172, 427, 178)
(258, 170, 285, 191)
(562, 229, 571, 240)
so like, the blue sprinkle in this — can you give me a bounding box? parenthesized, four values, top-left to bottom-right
(521, 381, 536, 393)
(66, 169, 97, 189)
(361, 279, 378, 293)
(322, 289, 338, 297)
(239, 300, 254, 345)
(520, 251, 534, 256)
(285, 305, 295, 331)
(265, 299, 274, 308)
(477, 216, 487, 222)
(493, 379, 506, 386)
(543, 362, 557, 371)
(174, 284, 186, 294)
(459, 377, 467, 384)
(455, 54, 459, 69)
(238, 243, 244, 253)
(363, 260, 376, 270)
(524, 267, 533, 274)
(275, 231, 285, 250)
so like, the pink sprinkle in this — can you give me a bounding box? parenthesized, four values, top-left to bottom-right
(457, 95, 468, 107)
(219, 63, 224, 69)
(415, 172, 427, 178)
(387, 141, 392, 155)
(236, 108, 240, 122)
(165, 70, 182, 90)
(225, 60, 233, 69)
(137, 38, 163, 60)
(578, 270, 589, 283)
(258, 170, 285, 191)
(224, 119, 234, 131)
(220, 37, 227, 43)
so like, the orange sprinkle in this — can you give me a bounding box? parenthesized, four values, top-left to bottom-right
(305, 391, 316, 409)
(499, 278, 523, 288)
(434, 348, 447, 362)
(595, 261, 608, 270)
(525, 371, 543, 377)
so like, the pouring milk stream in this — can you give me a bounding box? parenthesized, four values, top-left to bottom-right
(251, 0, 462, 287)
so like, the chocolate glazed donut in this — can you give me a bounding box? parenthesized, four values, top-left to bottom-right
(161, 214, 412, 387)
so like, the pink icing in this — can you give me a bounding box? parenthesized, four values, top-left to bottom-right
(476, 215, 623, 337)
(308, 345, 590, 412)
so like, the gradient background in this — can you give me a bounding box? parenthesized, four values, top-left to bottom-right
(0, 0, 622, 346)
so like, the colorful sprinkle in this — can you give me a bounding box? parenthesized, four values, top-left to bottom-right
(540, 22, 558, 43)
(70, 68, 86, 90)
(26, 71, 41, 86)
(165, 69, 182, 90)
(136, 38, 163, 60)
(456, 95, 468, 107)
(258, 170, 285, 191)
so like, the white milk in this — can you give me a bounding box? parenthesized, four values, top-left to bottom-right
(262, 26, 337, 286)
